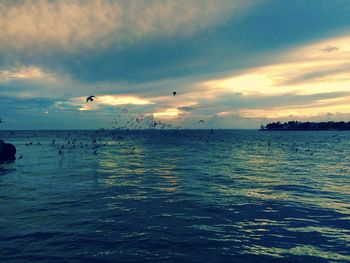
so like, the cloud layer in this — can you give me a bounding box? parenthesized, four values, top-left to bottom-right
(0, 0, 252, 54)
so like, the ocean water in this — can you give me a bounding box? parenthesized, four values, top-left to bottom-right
(0, 130, 349, 262)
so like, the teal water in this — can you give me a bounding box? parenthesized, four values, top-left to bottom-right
(0, 130, 349, 262)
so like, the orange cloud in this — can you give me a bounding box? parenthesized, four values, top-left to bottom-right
(153, 108, 181, 118)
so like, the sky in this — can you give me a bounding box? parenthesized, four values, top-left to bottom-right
(1, 0, 350, 129)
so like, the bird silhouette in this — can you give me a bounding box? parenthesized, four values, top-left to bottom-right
(173, 91, 177, 96)
(86, 95, 96, 102)
(199, 120, 205, 123)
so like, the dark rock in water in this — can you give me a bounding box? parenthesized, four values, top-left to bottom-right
(0, 140, 16, 162)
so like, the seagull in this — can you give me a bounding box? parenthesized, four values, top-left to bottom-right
(173, 91, 177, 96)
(86, 95, 96, 102)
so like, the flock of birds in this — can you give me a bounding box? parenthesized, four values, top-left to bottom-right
(85, 91, 206, 129)
(0, 90, 208, 160)
(0, 91, 345, 161)
(20, 129, 116, 159)
(1, 125, 343, 162)
(0, 91, 206, 130)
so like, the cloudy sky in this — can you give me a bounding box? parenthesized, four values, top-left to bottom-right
(1, 0, 350, 129)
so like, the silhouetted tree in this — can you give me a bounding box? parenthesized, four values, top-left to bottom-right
(261, 121, 350, 131)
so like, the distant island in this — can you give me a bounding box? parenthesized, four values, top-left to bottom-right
(260, 121, 350, 131)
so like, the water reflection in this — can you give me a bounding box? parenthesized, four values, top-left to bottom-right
(96, 139, 182, 195)
(244, 244, 350, 261)
(153, 163, 180, 193)
(0, 162, 16, 176)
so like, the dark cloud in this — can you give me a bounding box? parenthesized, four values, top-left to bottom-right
(321, 46, 339, 52)
(178, 106, 196, 112)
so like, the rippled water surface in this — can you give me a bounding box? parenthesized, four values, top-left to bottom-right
(0, 130, 349, 262)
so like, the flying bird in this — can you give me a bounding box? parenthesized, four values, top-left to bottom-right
(199, 120, 205, 123)
(173, 91, 177, 96)
(86, 95, 96, 102)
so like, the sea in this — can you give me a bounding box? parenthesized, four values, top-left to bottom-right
(0, 130, 349, 263)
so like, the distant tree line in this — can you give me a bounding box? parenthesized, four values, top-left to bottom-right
(260, 121, 350, 131)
